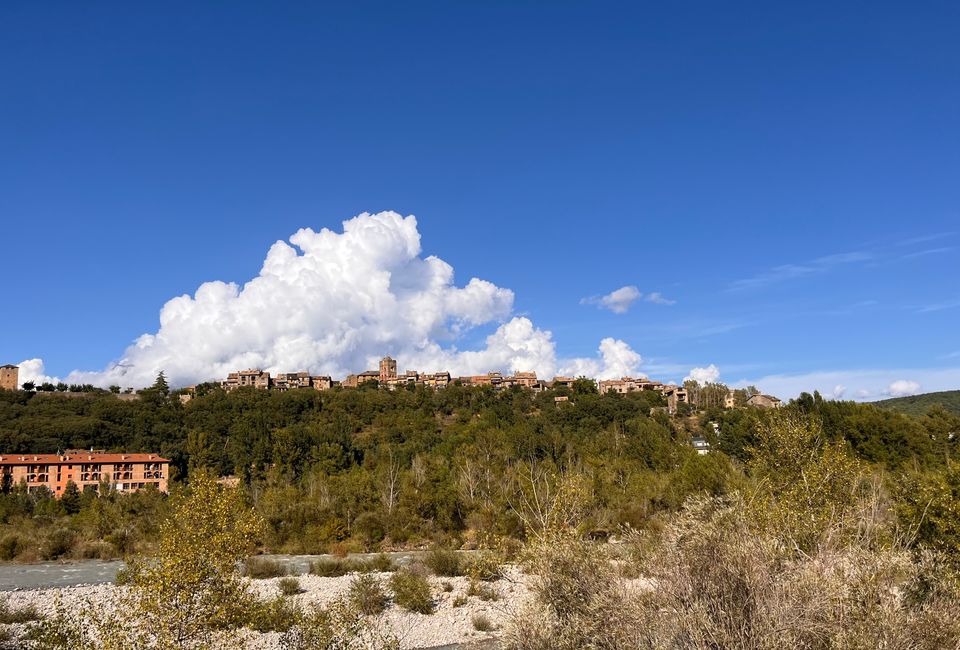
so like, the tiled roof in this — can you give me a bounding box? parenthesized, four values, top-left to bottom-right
(0, 453, 169, 465)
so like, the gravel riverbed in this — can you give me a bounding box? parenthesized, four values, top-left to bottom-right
(1, 568, 532, 649)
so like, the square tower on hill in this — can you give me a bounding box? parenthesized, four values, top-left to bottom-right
(379, 356, 397, 383)
(0, 365, 18, 391)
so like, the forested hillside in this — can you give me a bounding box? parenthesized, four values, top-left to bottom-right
(0, 381, 958, 560)
(874, 389, 960, 417)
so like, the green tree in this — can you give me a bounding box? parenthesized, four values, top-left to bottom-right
(60, 480, 82, 515)
(152, 372, 170, 396)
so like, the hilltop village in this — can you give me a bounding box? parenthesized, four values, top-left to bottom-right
(183, 355, 782, 414)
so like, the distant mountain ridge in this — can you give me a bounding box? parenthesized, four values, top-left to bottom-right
(873, 390, 960, 417)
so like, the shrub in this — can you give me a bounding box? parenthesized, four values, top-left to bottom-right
(244, 556, 287, 579)
(424, 547, 462, 576)
(464, 551, 503, 582)
(452, 595, 467, 608)
(248, 595, 300, 632)
(280, 600, 399, 649)
(0, 533, 28, 561)
(504, 494, 960, 650)
(441, 581, 454, 592)
(279, 577, 303, 596)
(114, 565, 133, 586)
(471, 613, 494, 632)
(77, 540, 116, 560)
(41, 528, 76, 560)
(348, 574, 388, 615)
(389, 569, 434, 614)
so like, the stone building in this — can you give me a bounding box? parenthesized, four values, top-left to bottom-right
(223, 369, 271, 391)
(0, 365, 18, 391)
(664, 384, 689, 414)
(379, 356, 398, 383)
(747, 393, 782, 409)
(598, 377, 663, 395)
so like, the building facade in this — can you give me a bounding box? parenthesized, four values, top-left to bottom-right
(223, 369, 271, 391)
(598, 377, 663, 395)
(0, 451, 170, 496)
(747, 394, 782, 409)
(0, 365, 18, 391)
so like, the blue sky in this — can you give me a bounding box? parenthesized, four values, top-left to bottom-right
(1, 1, 958, 398)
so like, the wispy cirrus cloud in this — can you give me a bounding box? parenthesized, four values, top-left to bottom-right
(729, 231, 956, 293)
(897, 232, 956, 247)
(900, 246, 955, 260)
(727, 251, 873, 291)
(915, 297, 960, 314)
(581, 285, 676, 313)
(733, 366, 960, 401)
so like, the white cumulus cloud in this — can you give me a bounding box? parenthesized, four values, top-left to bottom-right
(590, 285, 642, 314)
(581, 286, 675, 313)
(684, 364, 721, 385)
(16, 359, 60, 387)
(560, 338, 644, 380)
(885, 379, 921, 397)
(40, 211, 643, 389)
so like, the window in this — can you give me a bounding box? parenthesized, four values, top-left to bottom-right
(113, 463, 133, 481)
(81, 464, 102, 482)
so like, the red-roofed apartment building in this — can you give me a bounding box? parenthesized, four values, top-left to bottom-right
(0, 451, 169, 496)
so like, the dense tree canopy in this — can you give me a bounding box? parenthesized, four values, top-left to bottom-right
(0, 383, 958, 557)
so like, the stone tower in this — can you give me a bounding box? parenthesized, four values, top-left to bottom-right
(0, 365, 19, 391)
(379, 356, 397, 383)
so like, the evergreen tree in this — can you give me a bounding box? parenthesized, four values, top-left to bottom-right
(152, 372, 170, 396)
(61, 480, 82, 515)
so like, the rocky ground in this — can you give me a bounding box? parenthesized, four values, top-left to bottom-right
(1, 568, 531, 649)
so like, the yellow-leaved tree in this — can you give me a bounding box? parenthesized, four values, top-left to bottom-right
(30, 470, 264, 649)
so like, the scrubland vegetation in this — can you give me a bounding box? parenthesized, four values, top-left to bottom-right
(3, 380, 960, 646)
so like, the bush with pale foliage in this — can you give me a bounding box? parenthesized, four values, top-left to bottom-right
(26, 471, 396, 650)
(503, 415, 960, 650)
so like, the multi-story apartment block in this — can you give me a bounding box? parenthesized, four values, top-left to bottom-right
(0, 365, 18, 391)
(0, 451, 169, 496)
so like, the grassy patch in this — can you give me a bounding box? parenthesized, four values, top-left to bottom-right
(310, 554, 395, 577)
(244, 557, 287, 579)
(0, 601, 39, 624)
(471, 613, 495, 632)
(279, 576, 303, 596)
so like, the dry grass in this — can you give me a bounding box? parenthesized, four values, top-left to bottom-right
(504, 495, 960, 650)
